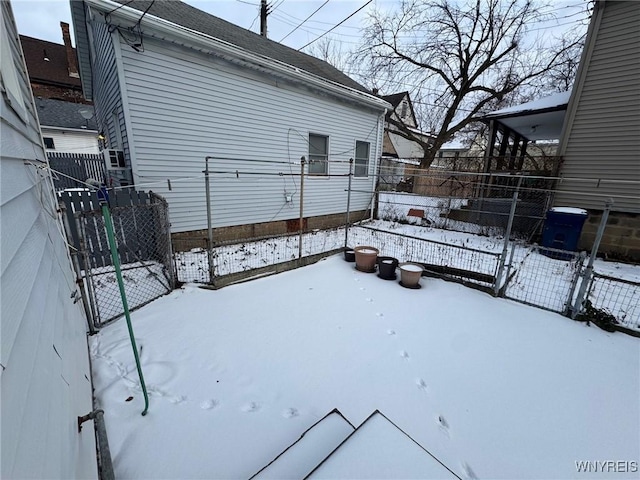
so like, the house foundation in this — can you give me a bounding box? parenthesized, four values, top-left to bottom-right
(581, 210, 640, 262)
(171, 210, 371, 252)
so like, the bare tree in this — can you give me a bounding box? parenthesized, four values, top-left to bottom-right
(357, 0, 587, 169)
(307, 37, 354, 73)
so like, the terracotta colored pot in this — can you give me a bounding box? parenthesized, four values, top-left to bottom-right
(399, 262, 424, 288)
(377, 256, 398, 280)
(354, 246, 379, 273)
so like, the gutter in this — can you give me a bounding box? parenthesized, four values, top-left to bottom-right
(85, 0, 391, 112)
(41, 125, 98, 133)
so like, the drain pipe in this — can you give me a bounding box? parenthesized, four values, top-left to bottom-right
(78, 410, 114, 480)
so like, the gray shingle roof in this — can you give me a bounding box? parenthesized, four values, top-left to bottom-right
(112, 0, 369, 92)
(35, 97, 97, 130)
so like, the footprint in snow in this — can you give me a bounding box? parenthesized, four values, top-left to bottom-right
(400, 350, 410, 361)
(387, 329, 396, 336)
(375, 312, 384, 317)
(436, 414, 450, 437)
(365, 298, 373, 303)
(359, 287, 366, 291)
(242, 401, 261, 413)
(282, 408, 299, 418)
(200, 399, 219, 410)
(169, 395, 187, 404)
(461, 462, 478, 479)
(416, 378, 428, 391)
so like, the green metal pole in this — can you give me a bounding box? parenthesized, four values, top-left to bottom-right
(101, 203, 149, 416)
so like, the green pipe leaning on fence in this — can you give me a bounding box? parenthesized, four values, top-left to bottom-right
(101, 200, 150, 416)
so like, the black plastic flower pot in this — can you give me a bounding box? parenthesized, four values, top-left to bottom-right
(344, 248, 356, 262)
(377, 256, 398, 280)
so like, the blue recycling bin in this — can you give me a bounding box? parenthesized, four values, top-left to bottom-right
(541, 207, 588, 258)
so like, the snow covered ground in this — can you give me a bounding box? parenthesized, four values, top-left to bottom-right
(90, 255, 639, 479)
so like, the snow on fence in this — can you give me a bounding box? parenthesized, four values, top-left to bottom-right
(501, 244, 585, 315)
(348, 225, 500, 288)
(176, 228, 346, 286)
(586, 273, 640, 331)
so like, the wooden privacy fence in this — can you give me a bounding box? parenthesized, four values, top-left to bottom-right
(48, 152, 106, 190)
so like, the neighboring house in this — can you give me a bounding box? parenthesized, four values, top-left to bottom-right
(20, 23, 86, 102)
(21, 25, 100, 155)
(36, 97, 100, 153)
(1, 1, 96, 478)
(555, 0, 639, 259)
(378, 91, 430, 190)
(70, 0, 389, 243)
(380, 91, 428, 160)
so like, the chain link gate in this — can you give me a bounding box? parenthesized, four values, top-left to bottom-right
(501, 244, 586, 315)
(72, 194, 175, 327)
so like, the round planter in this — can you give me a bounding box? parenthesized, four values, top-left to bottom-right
(344, 249, 356, 262)
(354, 246, 379, 273)
(377, 256, 398, 280)
(399, 262, 424, 288)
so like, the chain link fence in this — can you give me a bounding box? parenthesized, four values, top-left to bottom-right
(584, 274, 640, 331)
(376, 169, 552, 241)
(66, 193, 175, 327)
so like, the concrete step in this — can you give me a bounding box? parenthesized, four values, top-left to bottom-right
(249, 409, 355, 480)
(305, 411, 460, 479)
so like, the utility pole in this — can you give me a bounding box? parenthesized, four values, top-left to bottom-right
(260, 0, 268, 37)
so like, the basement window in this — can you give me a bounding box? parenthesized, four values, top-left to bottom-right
(43, 137, 55, 149)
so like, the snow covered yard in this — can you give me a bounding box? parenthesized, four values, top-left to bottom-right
(90, 255, 639, 479)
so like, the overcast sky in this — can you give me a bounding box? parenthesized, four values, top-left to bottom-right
(11, 0, 588, 53)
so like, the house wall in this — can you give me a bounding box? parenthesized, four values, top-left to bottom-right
(0, 2, 96, 478)
(115, 36, 382, 233)
(556, 0, 640, 213)
(85, 10, 130, 160)
(42, 127, 100, 154)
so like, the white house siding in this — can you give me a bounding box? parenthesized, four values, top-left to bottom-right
(555, 1, 640, 212)
(1, 2, 96, 478)
(42, 127, 100, 154)
(117, 37, 382, 232)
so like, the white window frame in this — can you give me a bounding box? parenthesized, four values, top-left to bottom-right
(1, 19, 27, 122)
(354, 140, 370, 178)
(308, 133, 328, 176)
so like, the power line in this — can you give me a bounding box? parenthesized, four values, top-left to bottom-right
(280, 0, 330, 42)
(298, 0, 373, 51)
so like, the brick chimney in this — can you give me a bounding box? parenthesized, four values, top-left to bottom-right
(60, 22, 79, 78)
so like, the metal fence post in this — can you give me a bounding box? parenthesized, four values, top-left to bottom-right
(571, 200, 613, 318)
(344, 158, 353, 248)
(494, 176, 522, 295)
(565, 251, 587, 316)
(204, 157, 215, 285)
(60, 204, 96, 334)
(77, 212, 100, 327)
(298, 157, 305, 259)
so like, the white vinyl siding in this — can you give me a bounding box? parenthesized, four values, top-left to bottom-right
(1, 3, 96, 478)
(41, 128, 100, 154)
(556, 1, 640, 212)
(118, 37, 383, 232)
